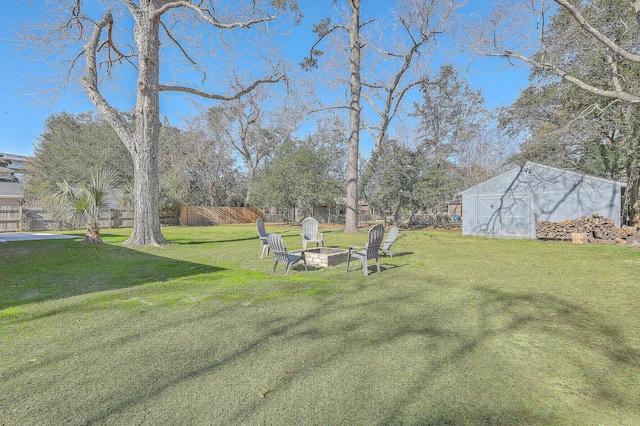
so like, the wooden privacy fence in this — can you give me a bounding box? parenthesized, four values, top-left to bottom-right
(0, 206, 135, 232)
(25, 208, 135, 231)
(0, 204, 22, 232)
(101, 210, 135, 229)
(1, 205, 261, 231)
(180, 206, 263, 225)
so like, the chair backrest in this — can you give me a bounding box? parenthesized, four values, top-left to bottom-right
(383, 226, 399, 248)
(267, 233, 289, 263)
(365, 224, 385, 259)
(301, 217, 319, 239)
(256, 218, 267, 238)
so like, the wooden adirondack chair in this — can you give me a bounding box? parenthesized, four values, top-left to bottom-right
(380, 226, 399, 258)
(346, 223, 385, 276)
(267, 233, 307, 275)
(256, 218, 270, 259)
(300, 217, 324, 250)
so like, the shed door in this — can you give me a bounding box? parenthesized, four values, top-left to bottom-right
(477, 195, 531, 237)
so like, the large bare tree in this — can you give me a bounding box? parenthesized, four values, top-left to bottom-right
(22, 0, 299, 247)
(303, 0, 365, 233)
(344, 0, 363, 234)
(303, 0, 459, 233)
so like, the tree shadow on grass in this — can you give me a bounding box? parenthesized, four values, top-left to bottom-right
(4, 267, 640, 425)
(129, 283, 631, 422)
(0, 239, 223, 310)
(374, 285, 640, 425)
(231, 281, 639, 425)
(96, 230, 262, 246)
(170, 236, 260, 245)
(165, 228, 303, 246)
(383, 250, 414, 257)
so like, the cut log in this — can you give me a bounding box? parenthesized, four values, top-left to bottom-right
(571, 233, 587, 245)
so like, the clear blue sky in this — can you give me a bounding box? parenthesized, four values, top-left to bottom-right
(0, 0, 530, 157)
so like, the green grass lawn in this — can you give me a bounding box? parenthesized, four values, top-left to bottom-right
(1, 225, 639, 425)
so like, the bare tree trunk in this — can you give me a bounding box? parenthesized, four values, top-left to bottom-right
(244, 165, 256, 207)
(127, 145, 167, 246)
(345, 0, 362, 234)
(208, 181, 216, 207)
(124, 4, 168, 247)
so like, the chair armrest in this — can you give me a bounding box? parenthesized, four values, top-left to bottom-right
(348, 245, 365, 250)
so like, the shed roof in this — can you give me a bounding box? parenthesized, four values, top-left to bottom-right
(459, 162, 626, 196)
(0, 182, 25, 198)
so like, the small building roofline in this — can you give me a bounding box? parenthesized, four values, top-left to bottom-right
(0, 152, 31, 160)
(459, 161, 626, 196)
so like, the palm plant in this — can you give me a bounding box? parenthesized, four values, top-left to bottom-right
(53, 169, 120, 244)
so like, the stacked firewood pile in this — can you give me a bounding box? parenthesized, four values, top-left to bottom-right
(536, 214, 637, 244)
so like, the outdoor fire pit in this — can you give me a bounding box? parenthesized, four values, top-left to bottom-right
(304, 247, 349, 268)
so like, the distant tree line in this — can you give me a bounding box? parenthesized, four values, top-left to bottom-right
(25, 62, 512, 225)
(25, 110, 346, 216)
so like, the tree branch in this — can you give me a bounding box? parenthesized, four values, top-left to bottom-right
(80, 12, 133, 146)
(301, 21, 343, 71)
(159, 20, 206, 85)
(159, 74, 285, 101)
(154, 1, 281, 28)
(554, 0, 640, 63)
(121, 0, 141, 19)
(482, 50, 640, 104)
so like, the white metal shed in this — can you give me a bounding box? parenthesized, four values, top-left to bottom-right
(460, 162, 626, 238)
